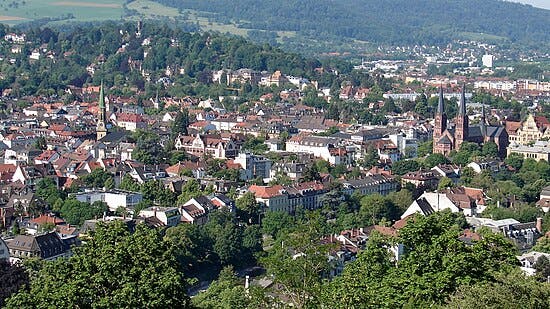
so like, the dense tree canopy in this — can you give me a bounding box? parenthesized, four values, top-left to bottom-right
(6, 221, 191, 308)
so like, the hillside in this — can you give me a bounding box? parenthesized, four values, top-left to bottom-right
(152, 0, 550, 47)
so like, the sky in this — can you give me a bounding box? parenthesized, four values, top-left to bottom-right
(511, 0, 550, 10)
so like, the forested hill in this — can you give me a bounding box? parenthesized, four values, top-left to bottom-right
(153, 0, 550, 47)
(0, 22, 323, 97)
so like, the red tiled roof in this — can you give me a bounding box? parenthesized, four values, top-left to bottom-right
(249, 185, 284, 199)
(30, 214, 65, 225)
(117, 113, 145, 123)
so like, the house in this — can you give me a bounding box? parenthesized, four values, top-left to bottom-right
(138, 207, 181, 227)
(209, 194, 235, 212)
(341, 175, 399, 196)
(466, 160, 504, 174)
(431, 164, 461, 183)
(128, 164, 167, 184)
(12, 164, 57, 186)
(74, 189, 143, 212)
(401, 192, 460, 219)
(402, 186, 486, 219)
(507, 141, 550, 162)
(34, 150, 60, 164)
(180, 196, 213, 224)
(466, 217, 543, 251)
(21, 214, 66, 235)
(517, 251, 550, 276)
(249, 181, 328, 213)
(285, 135, 341, 162)
(507, 114, 550, 145)
(401, 170, 439, 189)
(270, 162, 307, 180)
(6, 232, 70, 261)
(175, 134, 238, 159)
(536, 185, 550, 212)
(233, 153, 272, 180)
(113, 113, 147, 132)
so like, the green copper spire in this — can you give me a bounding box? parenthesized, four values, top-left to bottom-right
(99, 82, 105, 109)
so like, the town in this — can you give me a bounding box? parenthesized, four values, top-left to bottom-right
(0, 19, 549, 308)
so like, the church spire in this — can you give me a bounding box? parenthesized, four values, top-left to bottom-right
(96, 81, 108, 140)
(480, 103, 487, 137)
(437, 85, 445, 114)
(99, 81, 105, 109)
(458, 83, 467, 116)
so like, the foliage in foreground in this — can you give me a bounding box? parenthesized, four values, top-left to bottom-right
(5, 221, 191, 308)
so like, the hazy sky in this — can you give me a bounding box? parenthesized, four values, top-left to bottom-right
(512, 0, 550, 10)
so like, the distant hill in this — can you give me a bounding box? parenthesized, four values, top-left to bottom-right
(152, 0, 550, 47)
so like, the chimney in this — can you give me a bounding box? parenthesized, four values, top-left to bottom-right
(536, 217, 543, 234)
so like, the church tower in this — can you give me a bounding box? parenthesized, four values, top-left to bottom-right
(455, 84, 469, 149)
(433, 86, 447, 153)
(433, 86, 447, 140)
(480, 103, 487, 139)
(96, 82, 108, 141)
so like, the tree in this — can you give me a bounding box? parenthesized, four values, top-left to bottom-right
(33, 136, 47, 150)
(236, 192, 261, 224)
(438, 176, 454, 191)
(391, 159, 421, 175)
(482, 141, 499, 158)
(171, 109, 190, 137)
(359, 194, 399, 225)
(446, 269, 550, 308)
(6, 221, 191, 308)
(322, 211, 518, 308)
(261, 211, 295, 238)
(119, 174, 141, 192)
(534, 255, 550, 282)
(533, 236, 550, 254)
(59, 199, 108, 226)
(302, 163, 321, 182)
(81, 168, 114, 189)
(192, 266, 271, 309)
(177, 179, 203, 204)
(505, 153, 524, 170)
(0, 260, 28, 307)
(424, 153, 449, 168)
(132, 130, 166, 165)
(417, 140, 433, 157)
(262, 213, 335, 308)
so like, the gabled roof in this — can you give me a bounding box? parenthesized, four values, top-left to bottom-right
(249, 185, 284, 199)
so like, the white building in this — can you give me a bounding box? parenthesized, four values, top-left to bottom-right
(401, 192, 460, 219)
(388, 134, 418, 158)
(482, 54, 494, 68)
(139, 207, 181, 227)
(517, 251, 550, 276)
(233, 153, 272, 180)
(74, 189, 143, 212)
(285, 135, 337, 162)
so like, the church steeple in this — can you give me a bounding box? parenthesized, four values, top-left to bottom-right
(455, 84, 469, 149)
(480, 103, 487, 137)
(458, 83, 467, 116)
(433, 86, 447, 150)
(96, 82, 108, 141)
(437, 85, 445, 114)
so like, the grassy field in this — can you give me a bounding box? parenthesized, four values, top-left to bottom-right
(0, 0, 125, 25)
(126, 0, 179, 19)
